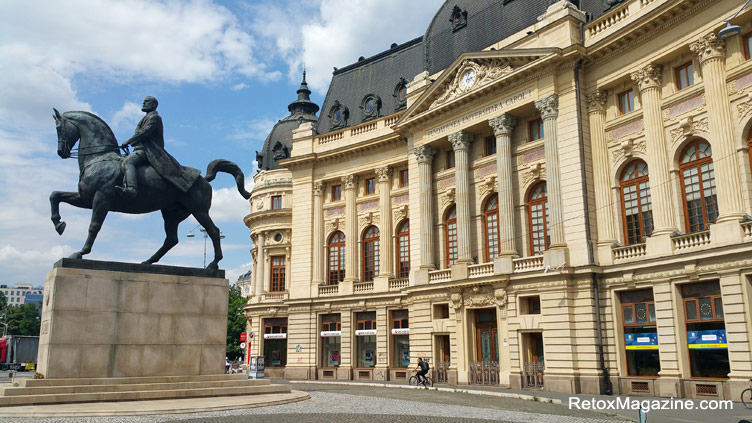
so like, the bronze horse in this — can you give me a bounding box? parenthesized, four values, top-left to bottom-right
(51, 109, 250, 269)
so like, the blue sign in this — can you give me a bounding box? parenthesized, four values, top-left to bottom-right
(625, 332, 658, 350)
(687, 330, 727, 349)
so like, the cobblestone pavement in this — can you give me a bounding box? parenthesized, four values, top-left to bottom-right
(0, 384, 625, 423)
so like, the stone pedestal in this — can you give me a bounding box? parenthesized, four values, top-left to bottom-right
(37, 259, 228, 379)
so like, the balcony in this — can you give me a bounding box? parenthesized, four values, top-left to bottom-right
(468, 263, 494, 278)
(262, 292, 286, 302)
(672, 230, 711, 251)
(353, 281, 374, 293)
(318, 284, 339, 296)
(512, 256, 544, 272)
(743, 221, 752, 241)
(613, 243, 647, 262)
(389, 278, 409, 290)
(428, 269, 451, 283)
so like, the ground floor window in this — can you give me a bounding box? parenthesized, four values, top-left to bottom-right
(320, 313, 341, 367)
(620, 289, 660, 377)
(391, 310, 410, 368)
(682, 281, 729, 379)
(356, 311, 377, 367)
(263, 318, 287, 367)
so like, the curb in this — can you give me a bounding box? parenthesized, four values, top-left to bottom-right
(291, 380, 562, 404)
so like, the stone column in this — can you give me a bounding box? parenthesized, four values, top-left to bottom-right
(690, 34, 746, 229)
(413, 145, 436, 270)
(343, 175, 359, 282)
(448, 130, 474, 264)
(586, 90, 617, 264)
(312, 182, 326, 285)
(489, 115, 517, 257)
(375, 166, 393, 278)
(630, 65, 677, 254)
(255, 232, 266, 299)
(535, 95, 567, 258)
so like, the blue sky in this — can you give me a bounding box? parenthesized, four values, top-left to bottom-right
(0, 0, 443, 285)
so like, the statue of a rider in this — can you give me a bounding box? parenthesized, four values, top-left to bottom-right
(115, 96, 198, 198)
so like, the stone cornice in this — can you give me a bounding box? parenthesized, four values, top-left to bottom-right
(280, 134, 404, 170)
(243, 209, 292, 228)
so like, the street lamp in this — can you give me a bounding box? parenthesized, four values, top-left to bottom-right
(186, 225, 225, 268)
(719, 0, 752, 39)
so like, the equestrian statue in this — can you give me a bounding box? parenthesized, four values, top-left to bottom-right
(50, 96, 250, 269)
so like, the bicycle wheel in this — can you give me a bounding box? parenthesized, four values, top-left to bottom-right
(408, 376, 419, 386)
(742, 388, 752, 409)
(425, 377, 433, 387)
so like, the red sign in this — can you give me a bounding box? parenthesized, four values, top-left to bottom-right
(239, 332, 247, 342)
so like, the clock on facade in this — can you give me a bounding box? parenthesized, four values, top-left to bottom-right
(460, 68, 476, 89)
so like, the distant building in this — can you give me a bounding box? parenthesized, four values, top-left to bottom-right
(236, 270, 253, 298)
(0, 284, 43, 306)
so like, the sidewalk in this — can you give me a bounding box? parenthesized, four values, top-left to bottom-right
(277, 378, 752, 423)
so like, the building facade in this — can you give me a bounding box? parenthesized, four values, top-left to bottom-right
(243, 0, 752, 400)
(1, 284, 43, 306)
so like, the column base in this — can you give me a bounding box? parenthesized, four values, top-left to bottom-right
(451, 262, 469, 281)
(373, 275, 389, 292)
(412, 268, 430, 286)
(543, 247, 568, 268)
(596, 242, 615, 266)
(646, 232, 675, 257)
(494, 256, 515, 274)
(710, 218, 745, 247)
(340, 280, 354, 295)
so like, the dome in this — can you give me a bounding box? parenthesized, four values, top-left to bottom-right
(256, 72, 320, 171)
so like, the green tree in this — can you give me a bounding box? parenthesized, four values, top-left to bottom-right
(5, 303, 41, 336)
(0, 291, 6, 312)
(226, 284, 246, 360)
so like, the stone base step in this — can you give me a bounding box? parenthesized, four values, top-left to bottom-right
(0, 376, 288, 406)
(19, 373, 250, 388)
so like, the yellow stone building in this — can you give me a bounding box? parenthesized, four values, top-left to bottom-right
(243, 0, 752, 400)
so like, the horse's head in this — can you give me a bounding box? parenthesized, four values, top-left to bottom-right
(53, 108, 79, 159)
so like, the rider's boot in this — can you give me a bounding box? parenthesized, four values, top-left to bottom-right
(115, 163, 138, 199)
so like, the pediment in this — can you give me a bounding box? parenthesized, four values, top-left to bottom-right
(397, 48, 560, 127)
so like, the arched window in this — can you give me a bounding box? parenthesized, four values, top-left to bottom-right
(362, 226, 380, 282)
(527, 182, 549, 256)
(397, 220, 410, 278)
(620, 160, 654, 244)
(445, 206, 458, 267)
(328, 231, 346, 285)
(484, 194, 500, 262)
(680, 140, 718, 232)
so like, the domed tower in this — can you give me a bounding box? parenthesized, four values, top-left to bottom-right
(244, 73, 319, 303)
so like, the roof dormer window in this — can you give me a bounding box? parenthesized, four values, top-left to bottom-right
(393, 77, 408, 111)
(450, 6, 467, 32)
(360, 94, 381, 121)
(328, 100, 349, 129)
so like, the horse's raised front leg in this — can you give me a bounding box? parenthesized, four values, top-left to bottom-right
(50, 191, 89, 235)
(191, 210, 222, 270)
(69, 191, 110, 260)
(143, 207, 191, 265)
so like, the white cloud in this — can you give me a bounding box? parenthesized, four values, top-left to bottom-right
(229, 118, 276, 142)
(209, 160, 257, 223)
(231, 83, 250, 91)
(110, 102, 144, 131)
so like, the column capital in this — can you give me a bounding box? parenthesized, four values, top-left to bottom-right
(412, 145, 436, 164)
(585, 89, 608, 113)
(630, 64, 662, 91)
(488, 114, 517, 136)
(313, 181, 327, 196)
(448, 130, 474, 152)
(341, 174, 359, 190)
(534, 94, 559, 120)
(689, 33, 726, 64)
(375, 166, 393, 183)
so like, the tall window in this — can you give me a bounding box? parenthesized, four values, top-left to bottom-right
(529, 118, 543, 141)
(270, 256, 286, 292)
(355, 311, 377, 367)
(484, 136, 496, 156)
(327, 231, 345, 285)
(445, 206, 458, 267)
(484, 194, 500, 262)
(682, 282, 729, 378)
(362, 226, 380, 282)
(321, 314, 341, 367)
(446, 150, 455, 169)
(399, 169, 408, 187)
(527, 182, 549, 256)
(680, 140, 717, 232)
(618, 89, 634, 115)
(621, 289, 660, 377)
(620, 160, 653, 244)
(365, 177, 376, 195)
(397, 220, 410, 278)
(675, 62, 694, 90)
(331, 184, 342, 201)
(271, 195, 282, 210)
(745, 32, 752, 60)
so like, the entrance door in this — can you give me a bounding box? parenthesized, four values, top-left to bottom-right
(476, 327, 498, 362)
(524, 332, 544, 388)
(434, 334, 451, 384)
(471, 308, 499, 385)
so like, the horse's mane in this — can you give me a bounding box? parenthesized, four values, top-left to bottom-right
(64, 111, 118, 146)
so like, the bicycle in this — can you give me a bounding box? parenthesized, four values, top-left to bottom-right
(408, 370, 433, 387)
(742, 385, 752, 409)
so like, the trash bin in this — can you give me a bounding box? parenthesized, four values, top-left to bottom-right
(248, 356, 265, 379)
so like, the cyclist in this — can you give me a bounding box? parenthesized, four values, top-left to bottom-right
(415, 357, 430, 386)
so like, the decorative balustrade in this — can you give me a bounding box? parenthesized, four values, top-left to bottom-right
(513, 256, 544, 272)
(673, 230, 711, 250)
(468, 263, 494, 278)
(640, 0, 655, 6)
(351, 121, 377, 136)
(318, 131, 344, 144)
(385, 115, 400, 126)
(429, 269, 451, 283)
(353, 281, 374, 293)
(318, 284, 339, 296)
(469, 361, 499, 385)
(587, 4, 629, 38)
(613, 243, 647, 261)
(263, 292, 285, 301)
(743, 221, 752, 240)
(389, 278, 409, 290)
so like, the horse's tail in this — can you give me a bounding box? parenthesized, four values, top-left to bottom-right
(205, 159, 251, 200)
